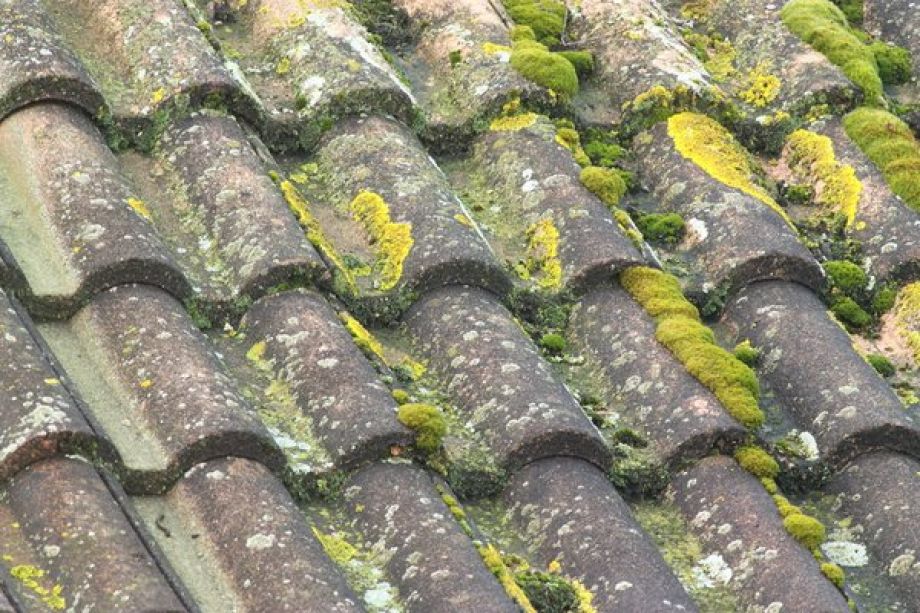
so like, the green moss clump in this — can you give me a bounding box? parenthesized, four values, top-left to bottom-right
(392, 389, 410, 404)
(539, 332, 566, 354)
(832, 0, 863, 24)
(844, 107, 920, 212)
(514, 571, 579, 613)
(733, 340, 761, 366)
(783, 513, 827, 549)
(870, 42, 912, 85)
(620, 267, 765, 429)
(397, 403, 447, 453)
(831, 297, 872, 329)
(511, 25, 536, 41)
(510, 45, 579, 98)
(773, 494, 802, 518)
(634, 213, 685, 244)
(503, 0, 566, 47)
(557, 51, 594, 76)
(872, 284, 897, 314)
(821, 562, 846, 588)
(824, 260, 867, 294)
(781, 0, 884, 104)
(583, 138, 626, 168)
(866, 353, 895, 377)
(734, 445, 780, 478)
(580, 166, 627, 208)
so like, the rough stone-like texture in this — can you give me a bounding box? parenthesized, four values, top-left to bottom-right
(0, 458, 185, 611)
(41, 0, 253, 144)
(672, 456, 849, 611)
(141, 457, 360, 612)
(690, 0, 858, 151)
(784, 118, 920, 283)
(242, 290, 411, 470)
(405, 286, 611, 470)
(463, 116, 646, 293)
(38, 285, 281, 492)
(0, 289, 98, 483)
(569, 284, 746, 466)
(343, 461, 517, 612)
(826, 452, 920, 605)
(0, 0, 105, 121)
(864, 0, 920, 101)
(197, 0, 416, 152)
(505, 457, 697, 612)
(570, 0, 720, 129)
(0, 103, 189, 319)
(633, 120, 824, 303)
(395, 0, 542, 144)
(723, 281, 920, 469)
(127, 112, 326, 316)
(310, 115, 510, 314)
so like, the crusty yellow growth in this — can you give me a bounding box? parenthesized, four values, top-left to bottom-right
(555, 127, 591, 167)
(311, 527, 358, 564)
(895, 282, 920, 364)
(620, 266, 764, 429)
(246, 340, 267, 362)
(490, 113, 538, 131)
(667, 112, 795, 228)
(349, 191, 414, 291)
(784, 130, 862, 226)
(126, 197, 152, 220)
(10, 565, 65, 610)
(339, 312, 384, 360)
(279, 180, 354, 288)
(482, 42, 513, 55)
(522, 218, 562, 290)
(478, 544, 537, 613)
(571, 579, 597, 613)
(150, 87, 167, 105)
(740, 65, 781, 108)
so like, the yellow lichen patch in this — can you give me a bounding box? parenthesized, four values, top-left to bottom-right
(784, 129, 863, 226)
(278, 180, 355, 290)
(275, 56, 292, 75)
(10, 564, 65, 610)
(667, 112, 796, 228)
(489, 113, 538, 132)
(339, 312, 384, 360)
(739, 63, 781, 108)
(246, 340, 268, 362)
(349, 191, 414, 291)
(311, 527, 357, 564)
(139, 378, 154, 389)
(895, 282, 920, 364)
(150, 88, 167, 105)
(478, 544, 536, 613)
(126, 197, 152, 220)
(520, 218, 562, 290)
(482, 42, 513, 55)
(571, 579, 597, 613)
(454, 213, 474, 227)
(555, 127, 591, 167)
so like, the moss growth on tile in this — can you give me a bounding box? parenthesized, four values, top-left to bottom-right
(895, 282, 920, 364)
(539, 332, 566, 354)
(784, 129, 863, 226)
(510, 43, 579, 98)
(514, 570, 580, 612)
(479, 544, 537, 613)
(667, 112, 796, 228)
(582, 133, 626, 168)
(620, 266, 764, 429)
(843, 107, 920, 213)
(634, 212, 685, 245)
(557, 50, 594, 76)
(579, 167, 627, 209)
(780, 0, 884, 105)
(9, 564, 65, 610)
(821, 561, 846, 588)
(555, 126, 591, 167)
(511, 25, 536, 42)
(734, 445, 780, 478)
(339, 312, 386, 360)
(870, 42, 913, 85)
(503, 0, 566, 47)
(732, 340, 761, 367)
(783, 512, 827, 549)
(865, 353, 895, 377)
(349, 191, 414, 292)
(824, 260, 867, 293)
(397, 403, 446, 454)
(125, 196, 152, 220)
(831, 296, 872, 329)
(683, 31, 737, 82)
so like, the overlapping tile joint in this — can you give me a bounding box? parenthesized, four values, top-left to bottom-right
(0, 0, 919, 610)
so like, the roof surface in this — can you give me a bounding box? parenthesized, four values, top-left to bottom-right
(0, 0, 919, 611)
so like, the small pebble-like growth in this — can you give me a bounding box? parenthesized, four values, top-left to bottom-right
(735, 445, 780, 478)
(732, 340, 761, 366)
(579, 166, 627, 209)
(783, 513, 827, 549)
(831, 296, 871, 329)
(843, 108, 920, 213)
(510, 44, 579, 98)
(823, 260, 867, 294)
(397, 403, 447, 453)
(620, 267, 764, 428)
